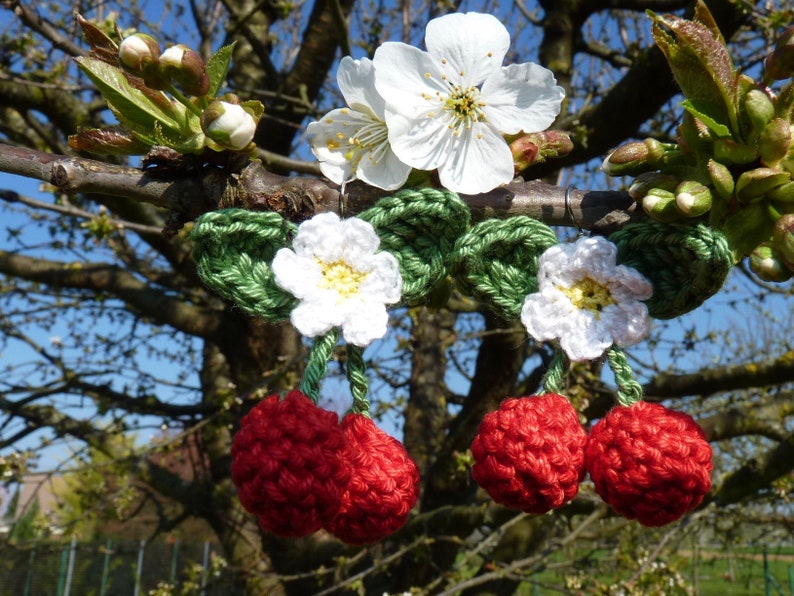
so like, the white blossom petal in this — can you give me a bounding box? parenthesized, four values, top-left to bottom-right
(481, 63, 565, 134)
(337, 56, 386, 119)
(425, 12, 509, 87)
(340, 299, 390, 347)
(435, 121, 515, 194)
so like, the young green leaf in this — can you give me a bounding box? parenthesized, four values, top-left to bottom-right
(650, 2, 738, 136)
(75, 56, 185, 137)
(205, 42, 236, 98)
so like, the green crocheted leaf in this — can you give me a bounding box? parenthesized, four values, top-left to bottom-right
(191, 209, 297, 321)
(358, 188, 471, 304)
(452, 216, 558, 320)
(610, 221, 733, 319)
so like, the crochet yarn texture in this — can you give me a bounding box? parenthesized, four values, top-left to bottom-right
(610, 221, 733, 319)
(585, 401, 713, 526)
(325, 413, 420, 545)
(358, 188, 470, 304)
(453, 216, 558, 320)
(471, 393, 587, 514)
(230, 390, 351, 537)
(191, 209, 296, 321)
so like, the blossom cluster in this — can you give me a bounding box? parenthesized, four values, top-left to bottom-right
(308, 12, 565, 194)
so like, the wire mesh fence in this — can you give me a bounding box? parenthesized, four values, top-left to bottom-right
(0, 537, 239, 596)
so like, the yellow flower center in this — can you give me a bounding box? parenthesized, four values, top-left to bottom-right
(317, 259, 368, 301)
(560, 277, 615, 316)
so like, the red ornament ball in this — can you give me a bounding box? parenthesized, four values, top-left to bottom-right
(585, 401, 713, 527)
(230, 390, 351, 537)
(471, 393, 587, 514)
(325, 413, 420, 545)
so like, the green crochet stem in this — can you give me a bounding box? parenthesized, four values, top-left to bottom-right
(346, 345, 371, 416)
(540, 350, 567, 395)
(606, 346, 644, 407)
(299, 330, 339, 404)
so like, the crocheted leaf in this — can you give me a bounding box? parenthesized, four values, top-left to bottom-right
(610, 221, 732, 319)
(191, 209, 297, 321)
(453, 216, 558, 319)
(358, 188, 471, 304)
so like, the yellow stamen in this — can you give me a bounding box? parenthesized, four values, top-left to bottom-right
(317, 259, 369, 300)
(560, 277, 615, 316)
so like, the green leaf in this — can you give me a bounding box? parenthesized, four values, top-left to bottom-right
(650, 2, 738, 135)
(75, 56, 184, 137)
(681, 99, 731, 138)
(205, 42, 236, 98)
(722, 201, 776, 260)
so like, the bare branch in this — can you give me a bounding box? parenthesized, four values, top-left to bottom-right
(0, 143, 644, 232)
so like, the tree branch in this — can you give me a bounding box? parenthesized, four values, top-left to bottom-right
(0, 142, 644, 232)
(645, 351, 794, 400)
(0, 249, 233, 342)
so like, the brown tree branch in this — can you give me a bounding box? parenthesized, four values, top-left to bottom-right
(0, 249, 234, 342)
(0, 142, 644, 232)
(645, 350, 794, 400)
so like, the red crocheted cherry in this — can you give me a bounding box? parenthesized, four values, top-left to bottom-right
(230, 390, 351, 537)
(325, 413, 420, 545)
(471, 393, 587, 514)
(585, 401, 713, 527)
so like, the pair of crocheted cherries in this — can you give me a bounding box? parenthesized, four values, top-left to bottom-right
(472, 377, 713, 526)
(231, 390, 420, 544)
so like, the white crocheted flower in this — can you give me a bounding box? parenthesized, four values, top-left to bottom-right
(272, 212, 402, 347)
(373, 12, 564, 194)
(520, 236, 653, 362)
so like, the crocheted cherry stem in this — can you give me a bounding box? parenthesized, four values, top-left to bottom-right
(606, 346, 644, 406)
(540, 350, 567, 395)
(471, 393, 587, 514)
(585, 400, 713, 527)
(345, 344, 371, 415)
(230, 390, 351, 537)
(299, 330, 340, 403)
(325, 413, 421, 545)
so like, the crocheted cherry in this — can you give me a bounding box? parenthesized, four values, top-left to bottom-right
(585, 401, 713, 527)
(471, 393, 587, 514)
(325, 413, 420, 545)
(230, 390, 351, 537)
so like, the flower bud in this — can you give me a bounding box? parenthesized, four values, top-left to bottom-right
(750, 242, 793, 282)
(768, 181, 794, 207)
(742, 89, 776, 140)
(764, 26, 794, 81)
(675, 180, 713, 218)
(759, 118, 792, 168)
(119, 33, 161, 74)
(706, 159, 735, 201)
(159, 44, 210, 96)
(628, 172, 679, 201)
(510, 130, 573, 172)
(735, 167, 791, 203)
(772, 213, 794, 269)
(201, 100, 258, 151)
(641, 188, 682, 223)
(713, 138, 758, 165)
(601, 138, 668, 176)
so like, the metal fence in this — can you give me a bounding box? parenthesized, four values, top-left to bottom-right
(0, 538, 238, 596)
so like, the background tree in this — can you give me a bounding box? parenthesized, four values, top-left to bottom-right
(0, 0, 792, 594)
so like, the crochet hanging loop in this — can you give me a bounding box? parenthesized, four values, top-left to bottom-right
(346, 344, 371, 415)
